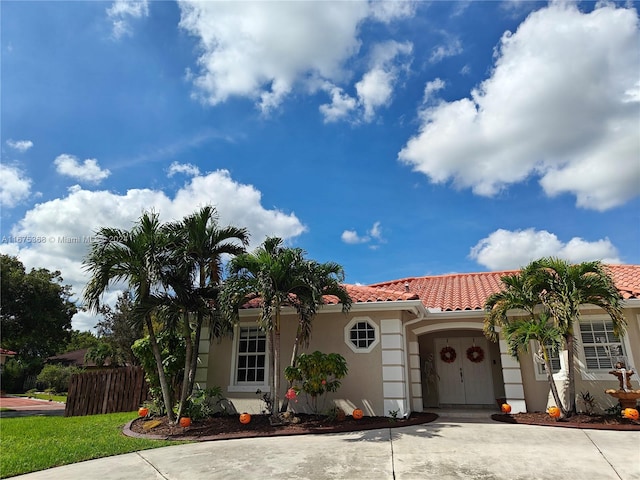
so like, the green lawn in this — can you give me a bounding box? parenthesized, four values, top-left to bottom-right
(15, 392, 68, 403)
(0, 412, 188, 478)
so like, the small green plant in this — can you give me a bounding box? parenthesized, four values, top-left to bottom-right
(181, 386, 229, 420)
(605, 403, 622, 416)
(284, 351, 348, 414)
(325, 404, 345, 421)
(256, 389, 273, 415)
(579, 391, 595, 415)
(388, 409, 400, 422)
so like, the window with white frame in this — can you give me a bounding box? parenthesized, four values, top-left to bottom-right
(344, 317, 379, 353)
(534, 344, 562, 378)
(579, 317, 626, 371)
(230, 326, 268, 390)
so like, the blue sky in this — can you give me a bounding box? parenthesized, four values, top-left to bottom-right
(2, 1, 639, 332)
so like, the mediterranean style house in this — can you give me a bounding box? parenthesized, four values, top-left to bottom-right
(196, 265, 640, 416)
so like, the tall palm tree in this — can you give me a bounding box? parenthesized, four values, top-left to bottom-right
(485, 258, 625, 416)
(83, 211, 177, 422)
(163, 206, 249, 417)
(219, 237, 351, 421)
(502, 313, 567, 416)
(526, 258, 625, 414)
(281, 259, 351, 411)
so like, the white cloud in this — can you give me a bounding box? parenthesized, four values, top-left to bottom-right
(0, 164, 32, 208)
(321, 40, 412, 123)
(54, 154, 111, 184)
(0, 170, 306, 331)
(469, 228, 622, 270)
(399, 3, 640, 211)
(341, 230, 368, 244)
(429, 37, 462, 63)
(341, 221, 384, 246)
(356, 41, 412, 122)
(167, 161, 200, 177)
(6, 139, 34, 152)
(179, 1, 413, 115)
(106, 0, 149, 39)
(319, 84, 357, 123)
(422, 78, 446, 104)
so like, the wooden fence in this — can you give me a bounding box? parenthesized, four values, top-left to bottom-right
(65, 366, 149, 417)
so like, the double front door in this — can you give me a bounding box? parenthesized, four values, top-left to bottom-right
(435, 337, 494, 405)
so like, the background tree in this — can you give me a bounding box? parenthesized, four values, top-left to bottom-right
(1, 254, 76, 365)
(61, 330, 99, 353)
(95, 291, 142, 366)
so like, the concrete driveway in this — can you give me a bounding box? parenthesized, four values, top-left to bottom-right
(0, 395, 65, 417)
(9, 418, 640, 480)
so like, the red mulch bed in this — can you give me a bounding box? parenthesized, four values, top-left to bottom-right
(492, 412, 640, 431)
(125, 412, 438, 441)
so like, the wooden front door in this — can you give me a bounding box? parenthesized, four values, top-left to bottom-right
(435, 337, 494, 405)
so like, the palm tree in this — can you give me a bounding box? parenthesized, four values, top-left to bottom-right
(163, 206, 249, 418)
(502, 313, 567, 416)
(281, 259, 351, 412)
(83, 211, 177, 422)
(485, 258, 626, 416)
(526, 258, 625, 414)
(484, 265, 569, 414)
(219, 237, 351, 421)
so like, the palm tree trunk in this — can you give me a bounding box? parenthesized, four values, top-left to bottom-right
(187, 312, 203, 396)
(566, 332, 576, 416)
(541, 345, 568, 417)
(280, 324, 302, 413)
(269, 309, 281, 423)
(176, 313, 193, 420)
(145, 314, 176, 423)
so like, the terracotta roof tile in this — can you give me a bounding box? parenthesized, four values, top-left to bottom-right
(237, 265, 640, 312)
(363, 265, 640, 312)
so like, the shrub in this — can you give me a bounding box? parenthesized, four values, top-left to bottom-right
(285, 351, 348, 413)
(131, 332, 185, 414)
(36, 364, 83, 393)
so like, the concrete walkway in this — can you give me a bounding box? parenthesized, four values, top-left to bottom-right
(10, 418, 640, 480)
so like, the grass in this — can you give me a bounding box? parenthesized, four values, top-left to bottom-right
(15, 392, 68, 403)
(0, 411, 188, 478)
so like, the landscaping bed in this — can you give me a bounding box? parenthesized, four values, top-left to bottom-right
(492, 412, 640, 430)
(125, 411, 439, 441)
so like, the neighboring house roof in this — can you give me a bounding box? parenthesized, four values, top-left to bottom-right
(360, 264, 640, 312)
(47, 349, 112, 368)
(0, 349, 17, 356)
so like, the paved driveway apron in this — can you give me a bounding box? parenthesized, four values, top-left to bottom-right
(10, 418, 640, 480)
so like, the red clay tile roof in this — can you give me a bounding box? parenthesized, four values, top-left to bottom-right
(238, 265, 640, 312)
(0, 348, 17, 356)
(362, 264, 640, 312)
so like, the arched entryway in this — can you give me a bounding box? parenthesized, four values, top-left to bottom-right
(411, 321, 506, 409)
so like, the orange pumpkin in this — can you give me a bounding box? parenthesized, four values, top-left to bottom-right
(352, 408, 364, 420)
(548, 406, 561, 419)
(501, 403, 511, 414)
(138, 407, 149, 417)
(179, 417, 191, 427)
(622, 408, 639, 421)
(239, 413, 252, 424)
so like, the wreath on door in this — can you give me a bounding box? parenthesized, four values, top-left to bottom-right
(466, 346, 485, 363)
(440, 346, 457, 363)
